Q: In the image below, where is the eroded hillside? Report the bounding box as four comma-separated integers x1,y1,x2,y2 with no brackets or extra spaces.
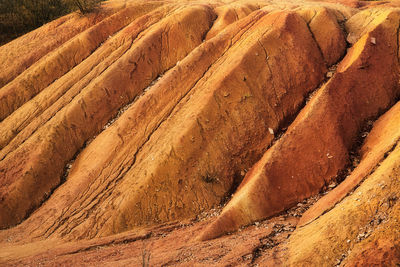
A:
1,0,400,265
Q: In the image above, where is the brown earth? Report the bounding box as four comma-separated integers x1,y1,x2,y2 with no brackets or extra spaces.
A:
1,0,400,265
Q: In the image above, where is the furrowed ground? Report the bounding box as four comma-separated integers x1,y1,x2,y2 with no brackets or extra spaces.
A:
1,0,400,266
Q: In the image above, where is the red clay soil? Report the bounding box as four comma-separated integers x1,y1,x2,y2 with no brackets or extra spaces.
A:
1,0,400,266
0,202,313,266
0,4,216,229
199,7,400,241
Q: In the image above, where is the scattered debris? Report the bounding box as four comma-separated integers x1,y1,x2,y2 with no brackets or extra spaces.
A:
333,252,349,267
326,64,338,78
103,75,163,130
196,206,223,221
285,194,321,218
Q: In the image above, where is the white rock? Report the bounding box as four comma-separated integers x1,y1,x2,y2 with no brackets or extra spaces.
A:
268,127,274,135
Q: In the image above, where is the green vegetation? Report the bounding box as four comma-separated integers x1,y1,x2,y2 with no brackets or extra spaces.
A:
0,0,103,45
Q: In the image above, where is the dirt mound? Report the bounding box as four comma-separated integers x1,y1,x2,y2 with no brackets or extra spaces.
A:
1,0,400,265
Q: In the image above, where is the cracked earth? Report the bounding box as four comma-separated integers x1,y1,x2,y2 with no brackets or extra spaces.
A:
1,0,400,266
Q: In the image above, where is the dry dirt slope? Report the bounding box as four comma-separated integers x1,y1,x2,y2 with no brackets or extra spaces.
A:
1,0,400,265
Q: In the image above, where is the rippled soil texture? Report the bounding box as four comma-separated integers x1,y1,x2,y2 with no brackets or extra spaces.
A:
2,0,400,266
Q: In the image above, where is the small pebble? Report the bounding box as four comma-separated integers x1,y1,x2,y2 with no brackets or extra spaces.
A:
268,128,274,135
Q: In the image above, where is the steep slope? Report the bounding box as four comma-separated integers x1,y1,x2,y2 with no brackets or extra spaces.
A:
0,3,216,229
288,106,400,266
199,8,400,240
0,1,120,89
1,0,400,266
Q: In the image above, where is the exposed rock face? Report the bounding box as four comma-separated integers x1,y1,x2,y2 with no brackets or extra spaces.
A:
1,0,400,265
199,7,400,241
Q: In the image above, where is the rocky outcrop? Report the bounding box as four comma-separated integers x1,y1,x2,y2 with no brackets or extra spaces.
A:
289,128,400,266
299,100,400,227
0,2,163,121
0,2,118,89
0,4,216,229
2,0,400,266
1,5,329,239
199,7,400,241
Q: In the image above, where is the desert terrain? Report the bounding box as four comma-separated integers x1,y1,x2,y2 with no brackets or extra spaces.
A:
1,0,400,265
